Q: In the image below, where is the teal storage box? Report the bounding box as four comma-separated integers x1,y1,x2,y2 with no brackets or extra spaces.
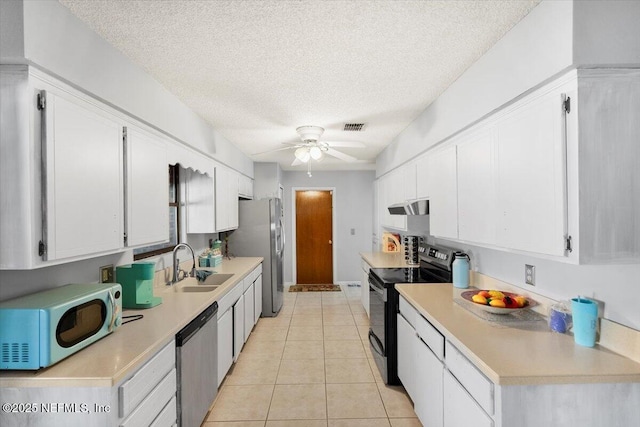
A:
116,262,162,309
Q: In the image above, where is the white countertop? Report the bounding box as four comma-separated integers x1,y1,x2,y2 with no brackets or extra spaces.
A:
396,283,640,386
360,251,411,268
0,257,262,388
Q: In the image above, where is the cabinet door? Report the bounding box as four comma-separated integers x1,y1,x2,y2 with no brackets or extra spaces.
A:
215,167,239,231
396,313,416,399
254,274,262,323
228,171,239,229
217,308,233,387
495,90,566,256
243,283,254,342
215,167,229,231
125,126,169,247
43,91,123,260
416,154,430,199
457,128,497,246
361,266,370,318
232,295,244,361
185,169,215,233
415,338,444,427
426,146,458,239
443,370,493,427
405,162,417,201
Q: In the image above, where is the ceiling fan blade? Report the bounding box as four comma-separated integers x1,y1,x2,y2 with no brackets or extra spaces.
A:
325,148,360,162
291,157,303,166
326,141,366,148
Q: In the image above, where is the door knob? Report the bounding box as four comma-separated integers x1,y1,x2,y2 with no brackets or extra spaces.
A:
329,240,332,244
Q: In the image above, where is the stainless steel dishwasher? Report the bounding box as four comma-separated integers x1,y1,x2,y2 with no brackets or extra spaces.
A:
176,301,218,427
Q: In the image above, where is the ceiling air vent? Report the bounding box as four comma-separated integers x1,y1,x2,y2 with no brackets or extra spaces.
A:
343,123,366,132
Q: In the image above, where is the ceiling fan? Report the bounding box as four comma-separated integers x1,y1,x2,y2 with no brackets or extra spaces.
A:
254,125,366,167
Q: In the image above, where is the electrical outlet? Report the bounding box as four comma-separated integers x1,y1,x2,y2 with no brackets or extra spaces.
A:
525,264,535,286
100,265,114,283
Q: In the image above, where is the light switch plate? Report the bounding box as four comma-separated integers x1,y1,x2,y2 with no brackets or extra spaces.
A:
525,264,535,286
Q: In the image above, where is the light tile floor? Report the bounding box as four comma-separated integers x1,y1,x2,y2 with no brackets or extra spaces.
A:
203,285,422,427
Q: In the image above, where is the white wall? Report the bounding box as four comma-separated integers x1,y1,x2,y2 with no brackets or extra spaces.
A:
282,170,375,284
1,0,252,177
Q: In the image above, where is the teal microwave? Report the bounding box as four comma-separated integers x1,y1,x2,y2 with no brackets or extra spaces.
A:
0,283,122,370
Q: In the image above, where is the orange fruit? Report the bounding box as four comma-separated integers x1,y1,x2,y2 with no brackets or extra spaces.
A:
489,299,506,308
514,296,527,308
472,294,488,305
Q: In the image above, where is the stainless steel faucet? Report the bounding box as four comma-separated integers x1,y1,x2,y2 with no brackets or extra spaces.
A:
172,243,196,284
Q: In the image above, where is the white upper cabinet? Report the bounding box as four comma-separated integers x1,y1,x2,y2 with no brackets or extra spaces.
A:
455,75,571,257
457,127,497,246
215,166,239,232
446,75,570,256
426,145,458,240
571,70,640,263
1,68,129,268
413,69,639,263
416,154,430,199
238,174,253,199
185,168,215,234
493,81,568,256
378,166,416,231
42,89,125,261
125,126,169,247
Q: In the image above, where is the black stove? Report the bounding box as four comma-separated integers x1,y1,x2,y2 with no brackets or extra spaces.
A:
368,267,429,286
368,243,455,385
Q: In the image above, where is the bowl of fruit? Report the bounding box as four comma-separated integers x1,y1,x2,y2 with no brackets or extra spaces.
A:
461,290,536,314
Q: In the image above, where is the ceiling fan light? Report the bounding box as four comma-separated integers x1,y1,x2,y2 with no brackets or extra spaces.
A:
295,147,310,162
309,146,323,160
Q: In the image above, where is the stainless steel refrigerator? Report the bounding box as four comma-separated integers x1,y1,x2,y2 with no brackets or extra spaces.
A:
228,198,284,317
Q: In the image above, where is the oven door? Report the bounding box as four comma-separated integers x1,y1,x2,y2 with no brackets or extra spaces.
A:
368,272,388,382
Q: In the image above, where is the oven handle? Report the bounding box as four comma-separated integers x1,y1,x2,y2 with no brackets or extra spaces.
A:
368,330,385,357
368,277,386,301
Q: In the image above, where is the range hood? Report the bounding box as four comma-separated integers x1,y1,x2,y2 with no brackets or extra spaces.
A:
388,199,429,215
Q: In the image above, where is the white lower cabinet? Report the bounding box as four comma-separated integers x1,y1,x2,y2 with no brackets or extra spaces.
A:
398,294,640,427
415,336,444,427
217,307,233,387
216,264,263,386
254,273,263,323
398,296,444,427
361,259,371,317
443,369,493,427
0,340,177,427
396,313,416,398
243,281,254,343
233,294,245,361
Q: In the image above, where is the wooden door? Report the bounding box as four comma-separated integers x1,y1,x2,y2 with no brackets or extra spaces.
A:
295,190,333,284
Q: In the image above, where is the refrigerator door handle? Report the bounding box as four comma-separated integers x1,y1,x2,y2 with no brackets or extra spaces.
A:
279,218,285,254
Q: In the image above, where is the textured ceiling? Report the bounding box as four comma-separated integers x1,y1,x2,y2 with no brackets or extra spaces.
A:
59,0,540,171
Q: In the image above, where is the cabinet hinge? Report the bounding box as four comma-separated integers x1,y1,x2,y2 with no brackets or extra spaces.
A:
565,235,573,253
123,232,128,245
122,126,127,142
38,240,47,257
563,96,571,114
37,91,46,111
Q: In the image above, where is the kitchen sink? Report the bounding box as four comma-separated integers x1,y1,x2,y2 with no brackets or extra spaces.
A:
198,273,234,286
